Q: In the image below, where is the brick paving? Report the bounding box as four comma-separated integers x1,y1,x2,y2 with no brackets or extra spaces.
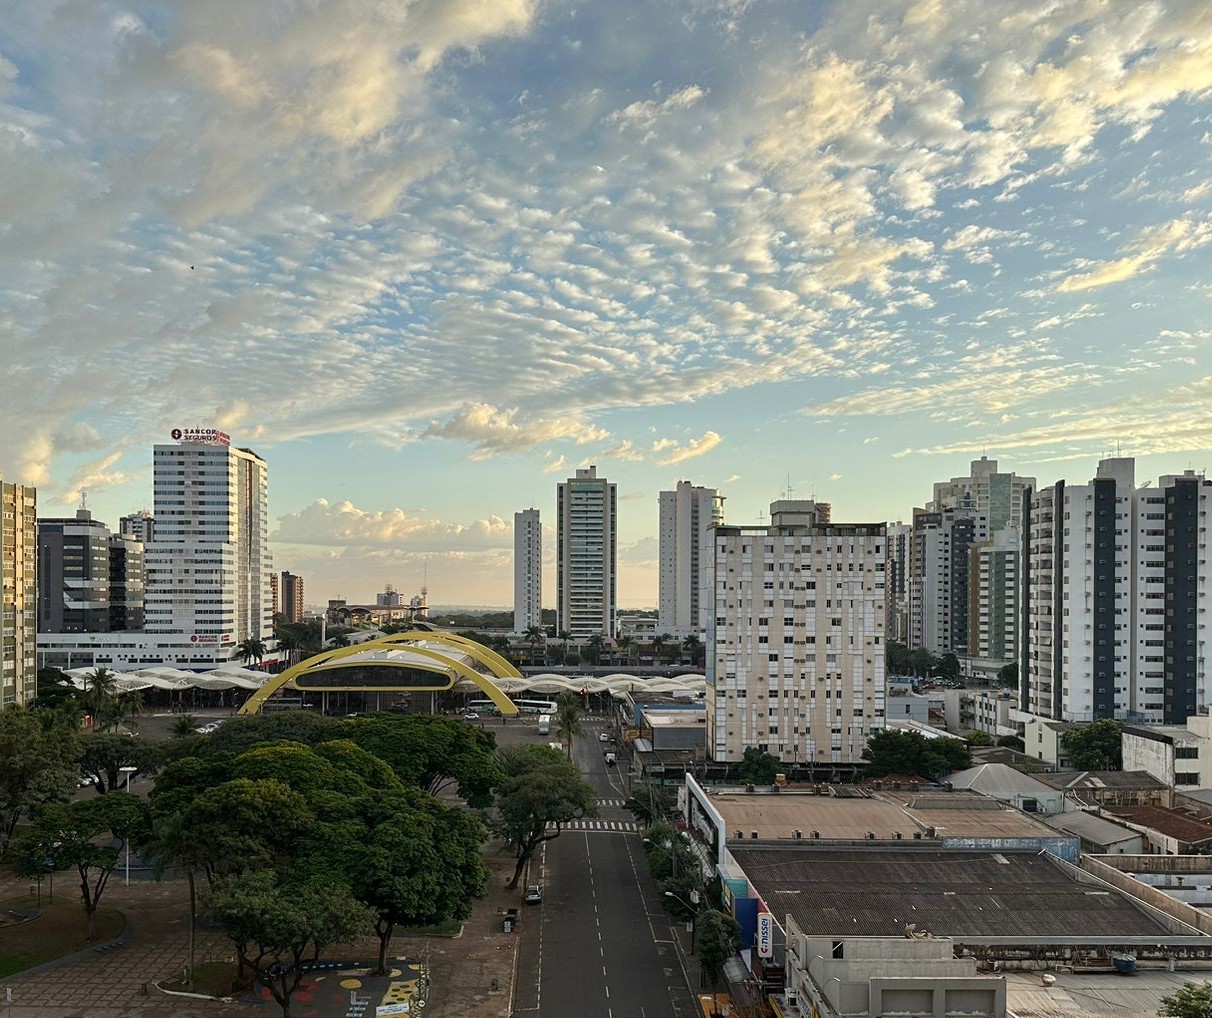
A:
0,845,524,1018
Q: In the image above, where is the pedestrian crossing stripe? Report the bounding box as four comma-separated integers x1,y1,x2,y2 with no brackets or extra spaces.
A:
596,797,626,806
547,820,638,832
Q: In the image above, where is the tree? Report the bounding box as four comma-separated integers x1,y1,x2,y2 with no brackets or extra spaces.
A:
144,810,203,987
1160,980,1212,1018
79,732,164,793
81,667,118,730
965,730,994,747
0,705,81,857
525,624,546,666
998,662,1019,687
862,729,971,780
274,629,303,667
496,745,597,888
1062,719,1123,770
885,640,913,675
351,788,488,974
553,691,585,760
558,630,572,664
738,747,781,786
585,633,605,666
33,668,81,712
24,792,151,940
235,638,267,668
625,780,675,827
171,714,200,738
652,633,669,664
937,652,961,682
696,909,741,989
206,870,374,1018
681,634,704,667
617,633,635,667
202,712,339,757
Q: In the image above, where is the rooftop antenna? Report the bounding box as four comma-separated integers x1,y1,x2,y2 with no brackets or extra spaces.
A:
785,472,795,500
79,488,88,511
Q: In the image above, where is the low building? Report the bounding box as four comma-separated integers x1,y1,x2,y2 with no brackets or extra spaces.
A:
1042,811,1145,854
948,763,1065,815
637,705,705,751
1035,770,1171,809
1023,716,1074,768
1123,717,1212,789
1103,805,1212,855
970,689,1017,738
885,688,930,726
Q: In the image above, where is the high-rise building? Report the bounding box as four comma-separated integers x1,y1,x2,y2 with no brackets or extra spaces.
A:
513,509,542,634
884,521,912,644
279,571,304,625
930,456,1035,532
909,507,988,656
37,509,144,634
119,509,155,544
1,475,37,705
1024,458,1212,724
706,500,886,766
967,529,1019,675
143,430,272,663
376,584,401,607
658,481,723,639
556,466,616,639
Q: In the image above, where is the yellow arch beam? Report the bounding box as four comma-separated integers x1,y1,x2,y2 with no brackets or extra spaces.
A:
240,631,521,716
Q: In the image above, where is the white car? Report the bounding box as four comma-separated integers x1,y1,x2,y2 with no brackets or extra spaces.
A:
598,732,610,742
464,712,480,722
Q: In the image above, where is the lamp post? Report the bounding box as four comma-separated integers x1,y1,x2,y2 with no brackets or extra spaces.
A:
119,766,138,886
664,889,701,952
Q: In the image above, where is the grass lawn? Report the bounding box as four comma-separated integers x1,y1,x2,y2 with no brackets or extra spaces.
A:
0,895,125,978
396,918,462,938
161,960,244,997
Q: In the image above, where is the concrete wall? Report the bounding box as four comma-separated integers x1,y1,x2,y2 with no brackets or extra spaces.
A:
1078,855,1212,936
1122,731,1175,786
941,836,1079,863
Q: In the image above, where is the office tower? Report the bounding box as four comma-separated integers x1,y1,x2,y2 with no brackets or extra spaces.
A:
376,584,401,607
967,529,1018,674
658,481,723,639
556,466,617,639
1,475,37,705
37,509,113,633
279,571,304,625
270,571,279,617
885,521,912,645
514,509,542,633
1025,458,1212,724
108,533,145,631
144,430,272,658
119,509,155,544
909,507,988,656
930,456,1035,532
706,500,886,766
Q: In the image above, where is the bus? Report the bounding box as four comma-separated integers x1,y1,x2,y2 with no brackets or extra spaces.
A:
467,697,557,716
536,714,551,736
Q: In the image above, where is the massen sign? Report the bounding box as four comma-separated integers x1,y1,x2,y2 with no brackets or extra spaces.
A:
756,912,774,958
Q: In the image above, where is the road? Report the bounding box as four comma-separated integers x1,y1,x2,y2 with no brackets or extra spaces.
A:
513,718,696,1018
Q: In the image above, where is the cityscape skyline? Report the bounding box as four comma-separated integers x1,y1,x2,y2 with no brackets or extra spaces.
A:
4,2,1212,606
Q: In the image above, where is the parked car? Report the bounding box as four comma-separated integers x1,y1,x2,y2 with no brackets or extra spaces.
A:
464,712,480,722
524,885,542,904
598,731,610,742
604,751,617,766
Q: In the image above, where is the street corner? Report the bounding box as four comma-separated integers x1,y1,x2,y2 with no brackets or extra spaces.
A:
251,961,429,1018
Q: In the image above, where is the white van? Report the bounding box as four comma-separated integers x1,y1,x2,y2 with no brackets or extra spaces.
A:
537,714,551,735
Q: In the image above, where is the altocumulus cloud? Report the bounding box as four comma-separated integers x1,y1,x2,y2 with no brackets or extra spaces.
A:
273,498,513,551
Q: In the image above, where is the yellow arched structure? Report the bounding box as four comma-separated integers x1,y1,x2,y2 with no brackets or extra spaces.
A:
239,630,522,716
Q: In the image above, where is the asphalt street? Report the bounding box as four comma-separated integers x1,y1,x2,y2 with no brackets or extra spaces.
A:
513,719,698,1018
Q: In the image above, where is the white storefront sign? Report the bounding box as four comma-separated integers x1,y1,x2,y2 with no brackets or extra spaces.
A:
757,911,774,958
171,427,231,446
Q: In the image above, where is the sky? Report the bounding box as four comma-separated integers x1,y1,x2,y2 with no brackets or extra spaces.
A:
2,0,1212,609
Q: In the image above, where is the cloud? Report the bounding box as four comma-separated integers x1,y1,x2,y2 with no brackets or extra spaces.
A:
607,85,708,135
1057,215,1212,292
656,431,722,466
422,404,611,459
273,498,513,551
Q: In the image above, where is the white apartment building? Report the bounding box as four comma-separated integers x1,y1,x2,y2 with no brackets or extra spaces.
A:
513,508,542,634
142,430,272,666
885,520,911,643
707,500,885,766
1025,458,1212,724
1,475,37,705
909,507,988,657
556,466,616,639
930,456,1035,532
119,509,155,544
658,481,723,639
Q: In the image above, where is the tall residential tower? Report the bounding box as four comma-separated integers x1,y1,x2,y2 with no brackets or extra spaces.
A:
658,481,723,639
556,466,616,639
513,508,542,633
1,475,36,705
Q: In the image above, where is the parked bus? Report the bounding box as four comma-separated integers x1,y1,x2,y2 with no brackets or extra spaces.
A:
536,714,551,735
514,698,557,715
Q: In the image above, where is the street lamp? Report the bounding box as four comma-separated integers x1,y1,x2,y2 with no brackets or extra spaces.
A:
119,765,137,886
664,889,701,952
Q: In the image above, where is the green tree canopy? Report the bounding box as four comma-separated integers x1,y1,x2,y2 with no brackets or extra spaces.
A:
22,792,151,940
79,732,165,793
0,705,81,857
738,747,781,786
937,652,961,681
696,909,741,989
206,869,374,1018
862,729,971,780
1159,980,1212,1018
496,745,597,888
201,712,339,757
1062,719,1123,770
998,662,1019,686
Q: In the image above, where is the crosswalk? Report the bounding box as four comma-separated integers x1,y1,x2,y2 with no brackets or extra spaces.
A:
597,797,626,807
550,819,639,833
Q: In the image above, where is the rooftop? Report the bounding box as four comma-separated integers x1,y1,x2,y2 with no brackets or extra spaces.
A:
731,848,1174,939
1034,770,1168,792
640,708,706,728
1104,805,1212,845
1043,811,1142,846
948,762,1059,800
1005,968,1200,1018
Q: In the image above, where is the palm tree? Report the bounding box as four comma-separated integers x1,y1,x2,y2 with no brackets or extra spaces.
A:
617,634,635,667
525,625,546,666
171,714,200,738
652,633,670,665
275,629,302,667
553,691,586,760
585,633,605,666
146,811,201,989
82,667,117,730
234,638,266,668
559,630,572,665
681,634,704,668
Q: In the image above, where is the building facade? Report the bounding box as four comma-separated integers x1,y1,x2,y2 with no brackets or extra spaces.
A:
884,521,911,644
108,533,145,631
930,456,1035,532
909,507,988,656
706,500,886,766
1,476,37,705
658,481,723,639
37,509,113,633
119,509,155,544
967,528,1019,673
279,570,304,625
143,431,272,665
556,466,616,639
1024,458,1212,724
513,508,542,633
